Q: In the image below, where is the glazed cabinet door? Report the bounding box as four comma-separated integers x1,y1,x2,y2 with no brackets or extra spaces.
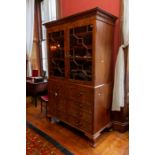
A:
47,29,65,78
68,24,94,82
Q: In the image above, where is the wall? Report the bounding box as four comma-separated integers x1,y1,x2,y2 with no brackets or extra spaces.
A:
60,0,120,17
59,0,121,69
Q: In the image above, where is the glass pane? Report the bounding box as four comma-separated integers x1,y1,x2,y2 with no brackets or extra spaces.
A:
41,0,46,23
41,0,56,23
42,58,48,77
48,0,56,21
42,26,46,40
40,0,58,78
41,41,48,77
41,41,47,59
69,25,93,81
48,30,65,77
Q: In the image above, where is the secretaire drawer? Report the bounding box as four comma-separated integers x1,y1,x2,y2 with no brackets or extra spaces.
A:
68,84,94,104
68,100,93,114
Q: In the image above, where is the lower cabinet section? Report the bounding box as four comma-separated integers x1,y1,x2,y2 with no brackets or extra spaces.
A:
48,79,112,146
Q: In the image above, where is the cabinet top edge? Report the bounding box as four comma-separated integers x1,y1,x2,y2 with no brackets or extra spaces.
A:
44,7,117,28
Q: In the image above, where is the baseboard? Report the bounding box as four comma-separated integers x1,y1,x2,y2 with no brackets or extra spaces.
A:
112,121,129,132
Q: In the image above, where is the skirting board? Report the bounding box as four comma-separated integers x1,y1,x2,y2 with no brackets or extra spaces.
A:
112,121,129,132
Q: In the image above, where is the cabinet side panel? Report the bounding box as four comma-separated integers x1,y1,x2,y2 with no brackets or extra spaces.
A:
94,84,113,133
95,20,114,85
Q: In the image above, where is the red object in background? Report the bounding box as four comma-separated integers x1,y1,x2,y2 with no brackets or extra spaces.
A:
40,95,48,102
32,70,39,77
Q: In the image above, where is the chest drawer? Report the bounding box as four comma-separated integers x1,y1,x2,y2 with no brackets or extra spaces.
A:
79,121,92,133
68,100,93,115
79,111,92,123
67,115,80,128
68,84,94,104
67,114,92,133
67,102,92,122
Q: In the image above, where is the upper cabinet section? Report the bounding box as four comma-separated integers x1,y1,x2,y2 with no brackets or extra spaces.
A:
45,7,117,85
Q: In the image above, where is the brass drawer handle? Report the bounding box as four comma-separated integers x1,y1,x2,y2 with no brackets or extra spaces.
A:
54,92,58,96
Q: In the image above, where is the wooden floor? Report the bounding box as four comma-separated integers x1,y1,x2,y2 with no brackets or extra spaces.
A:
26,97,129,155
